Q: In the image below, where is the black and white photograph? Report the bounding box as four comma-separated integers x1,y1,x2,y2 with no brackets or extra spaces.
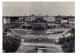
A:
2,2,75,53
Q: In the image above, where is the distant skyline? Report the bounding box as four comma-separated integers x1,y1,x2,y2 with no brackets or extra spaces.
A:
3,2,75,16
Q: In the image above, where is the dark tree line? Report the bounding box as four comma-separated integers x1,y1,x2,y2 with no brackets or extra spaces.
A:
3,36,21,53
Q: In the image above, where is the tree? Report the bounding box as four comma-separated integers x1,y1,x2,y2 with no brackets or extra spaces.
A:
62,42,69,52
57,29,75,53
3,36,21,53
62,42,69,49
58,37,67,44
71,28,75,34
67,40,75,52
61,37,75,52
10,17,18,24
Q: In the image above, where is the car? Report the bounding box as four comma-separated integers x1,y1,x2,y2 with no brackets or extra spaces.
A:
34,46,47,51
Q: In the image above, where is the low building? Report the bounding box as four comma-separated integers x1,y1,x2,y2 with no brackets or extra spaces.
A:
3,16,10,24
68,16,75,24
55,15,62,24
44,16,55,22
61,17,68,24
32,16,47,30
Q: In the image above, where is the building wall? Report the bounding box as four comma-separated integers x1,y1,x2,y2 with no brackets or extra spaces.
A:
68,17,75,24
15,17,23,22
47,23,54,26
31,16,36,21
3,18,10,24
44,16,55,22
55,17,62,24
3,18,7,24
25,17,31,22
61,20,68,24
68,20,75,24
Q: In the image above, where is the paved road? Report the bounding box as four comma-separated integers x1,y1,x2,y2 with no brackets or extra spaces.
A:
13,28,71,53
16,42,64,53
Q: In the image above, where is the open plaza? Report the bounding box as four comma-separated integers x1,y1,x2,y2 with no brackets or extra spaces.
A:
3,15,75,53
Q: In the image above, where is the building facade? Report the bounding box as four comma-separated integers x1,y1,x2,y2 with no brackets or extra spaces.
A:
3,15,75,30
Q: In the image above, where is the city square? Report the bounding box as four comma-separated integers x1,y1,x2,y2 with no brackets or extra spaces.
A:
3,2,75,53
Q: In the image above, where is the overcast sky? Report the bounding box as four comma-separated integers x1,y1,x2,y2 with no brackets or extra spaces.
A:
3,2,75,16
